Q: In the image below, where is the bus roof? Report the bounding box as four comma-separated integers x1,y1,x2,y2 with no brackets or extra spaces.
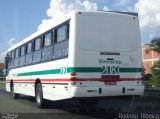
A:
106,11,138,16
7,10,138,53
7,11,74,52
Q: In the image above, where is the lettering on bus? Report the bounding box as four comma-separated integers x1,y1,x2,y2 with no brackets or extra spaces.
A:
60,67,67,75
98,59,121,65
99,58,121,76
102,66,119,75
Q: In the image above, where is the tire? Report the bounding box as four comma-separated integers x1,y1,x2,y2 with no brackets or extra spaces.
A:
35,83,45,108
11,84,20,99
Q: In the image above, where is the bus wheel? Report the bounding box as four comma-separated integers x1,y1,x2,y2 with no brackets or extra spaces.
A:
35,83,45,108
11,84,20,99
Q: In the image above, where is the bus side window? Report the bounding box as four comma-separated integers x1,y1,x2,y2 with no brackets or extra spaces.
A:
33,37,42,63
11,51,15,68
27,42,32,54
19,45,26,66
15,48,20,67
44,32,52,47
26,42,32,65
54,29,57,43
42,32,53,61
34,37,41,51
67,23,69,39
7,52,12,69
57,25,68,43
5,54,9,70
53,23,69,59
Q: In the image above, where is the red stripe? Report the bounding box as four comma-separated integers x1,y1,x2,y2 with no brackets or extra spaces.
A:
74,78,142,81
6,78,142,83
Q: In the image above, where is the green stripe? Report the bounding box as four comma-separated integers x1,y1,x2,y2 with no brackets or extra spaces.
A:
119,68,143,73
18,69,60,76
67,67,102,73
67,67,143,73
17,67,143,77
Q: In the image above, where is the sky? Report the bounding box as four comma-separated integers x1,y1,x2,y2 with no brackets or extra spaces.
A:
0,0,160,63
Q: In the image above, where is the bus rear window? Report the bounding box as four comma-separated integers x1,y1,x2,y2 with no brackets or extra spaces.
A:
77,15,139,52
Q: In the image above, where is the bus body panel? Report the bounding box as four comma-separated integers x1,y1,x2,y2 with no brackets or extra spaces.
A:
6,11,144,102
6,58,71,101
71,85,144,97
70,12,144,97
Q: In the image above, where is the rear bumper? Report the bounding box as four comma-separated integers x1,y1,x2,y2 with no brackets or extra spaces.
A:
71,85,144,98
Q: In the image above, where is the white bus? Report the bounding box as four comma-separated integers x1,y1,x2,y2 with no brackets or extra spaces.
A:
5,11,144,108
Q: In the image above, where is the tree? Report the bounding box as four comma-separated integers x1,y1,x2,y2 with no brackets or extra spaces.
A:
0,70,3,77
148,37,160,88
150,60,160,87
149,37,160,52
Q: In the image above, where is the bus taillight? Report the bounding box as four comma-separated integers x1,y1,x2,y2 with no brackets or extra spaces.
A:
70,72,77,76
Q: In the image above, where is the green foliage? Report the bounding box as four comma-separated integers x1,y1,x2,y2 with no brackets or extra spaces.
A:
152,74,160,87
142,73,152,80
151,59,160,75
150,37,160,52
150,60,160,88
0,70,4,77
143,80,153,88
146,37,160,88
142,74,153,88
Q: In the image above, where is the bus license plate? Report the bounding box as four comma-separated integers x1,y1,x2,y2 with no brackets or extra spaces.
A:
105,81,116,85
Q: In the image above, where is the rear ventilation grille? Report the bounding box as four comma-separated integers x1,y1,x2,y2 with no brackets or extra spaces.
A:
100,52,120,55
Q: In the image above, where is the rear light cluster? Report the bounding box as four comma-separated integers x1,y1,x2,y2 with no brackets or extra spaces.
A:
70,72,76,80
70,72,77,76
70,72,77,85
